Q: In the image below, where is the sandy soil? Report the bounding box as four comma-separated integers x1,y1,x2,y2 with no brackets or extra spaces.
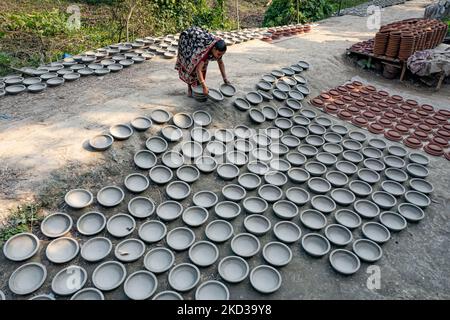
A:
0,0,449,300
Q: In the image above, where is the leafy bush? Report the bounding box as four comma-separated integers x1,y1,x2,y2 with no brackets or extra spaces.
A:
1,9,69,36
263,0,335,27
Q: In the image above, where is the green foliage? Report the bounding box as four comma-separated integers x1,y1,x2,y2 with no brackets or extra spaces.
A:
1,9,69,36
263,0,335,27
0,204,41,247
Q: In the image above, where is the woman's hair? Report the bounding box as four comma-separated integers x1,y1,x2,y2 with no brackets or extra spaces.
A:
214,39,227,52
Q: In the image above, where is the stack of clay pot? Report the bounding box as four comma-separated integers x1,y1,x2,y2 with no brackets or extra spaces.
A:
310,81,450,158
350,39,375,55
373,18,448,61
264,24,312,41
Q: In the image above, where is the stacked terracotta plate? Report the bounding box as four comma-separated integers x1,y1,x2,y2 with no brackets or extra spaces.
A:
309,81,450,159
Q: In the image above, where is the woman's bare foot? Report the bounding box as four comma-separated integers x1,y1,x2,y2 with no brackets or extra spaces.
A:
187,86,193,98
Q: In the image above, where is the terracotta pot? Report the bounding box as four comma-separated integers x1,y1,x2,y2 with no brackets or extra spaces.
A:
392,108,405,117
405,99,419,107
384,130,403,141
350,92,361,99
400,104,413,112
311,98,325,108
352,81,363,87
437,109,450,119
383,111,397,120
391,94,403,102
368,123,385,134
431,136,449,148
351,116,368,127
417,123,432,132
416,109,429,118
377,102,389,109
338,110,353,120
362,111,376,121
394,124,409,134
433,114,448,123
423,118,438,128
329,89,341,98
420,104,434,112
435,129,450,140
403,136,422,149
377,90,389,98
424,143,444,156
407,112,421,122
325,104,339,114
412,130,429,140
369,106,382,115
337,86,348,94
377,118,393,128
341,95,353,103
347,105,360,114
399,118,414,128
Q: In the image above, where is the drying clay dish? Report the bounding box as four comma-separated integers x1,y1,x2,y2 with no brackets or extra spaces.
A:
220,83,237,97
363,158,385,172
286,152,307,166
168,263,201,292
8,262,47,295
273,200,299,219
89,134,114,151
334,209,361,229
166,181,191,200
3,232,39,262
195,280,229,300
205,220,234,243
406,164,429,179
330,188,356,206
70,288,105,300
244,214,271,236
217,163,240,180
234,98,251,111
286,187,310,205
139,220,167,243
191,127,211,143
161,125,183,142
385,168,408,183
250,265,282,294
218,256,249,283
301,233,331,257
52,266,87,296
311,195,336,214
215,201,241,220
408,152,430,166
226,151,248,166
352,239,383,262
92,261,127,291
41,212,73,238
329,249,361,275
273,221,302,243
173,113,193,129
180,141,203,159
152,291,183,300
124,173,149,193
195,156,218,173
354,200,380,218
97,186,125,207
405,191,431,208
362,222,391,244
325,171,349,187
305,161,326,176
264,171,288,186
64,189,94,209
46,237,79,264
106,213,136,238
114,238,146,262
123,271,158,300
128,196,155,218
409,178,434,194
146,137,168,154
257,184,282,203
335,161,358,175
249,108,265,123
247,160,270,176
166,227,195,251
300,209,327,230
150,109,172,123
371,191,397,209
109,124,133,140
398,203,425,222
238,173,262,190
149,165,173,184
144,247,175,273
206,140,226,156
183,206,209,227
348,180,372,197
131,116,152,131
231,233,261,258
192,110,212,126
189,241,219,267
80,237,112,262
222,184,246,201
176,165,200,183
156,201,183,221
308,177,331,194
379,211,407,231
262,242,292,267
324,224,353,246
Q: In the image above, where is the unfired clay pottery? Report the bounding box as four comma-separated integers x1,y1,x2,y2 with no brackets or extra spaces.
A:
97,186,125,207
244,214,271,236
41,212,73,238
379,211,407,231
362,222,391,244
80,237,112,262
52,265,87,296
70,288,105,300
92,261,127,291
258,184,282,203
311,195,336,213
300,209,327,230
352,239,383,262
8,263,47,295
205,220,234,243
231,233,261,258
131,116,152,131
149,165,173,184
150,109,172,123
405,191,430,208
189,241,219,267
114,238,145,262
46,237,79,264
144,247,174,273
124,173,149,193
106,213,136,238
218,256,249,283
166,227,195,251
3,232,39,262
195,280,229,300
139,220,167,243
325,224,353,246
152,291,183,300
301,233,330,257
64,189,93,209
168,263,200,292
109,124,133,140
398,203,425,222
146,136,168,154
329,249,360,275
89,134,114,151
262,242,292,267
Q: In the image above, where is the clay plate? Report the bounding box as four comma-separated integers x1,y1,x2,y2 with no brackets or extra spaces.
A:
205,220,234,243
80,237,112,262
231,233,261,258
144,247,175,273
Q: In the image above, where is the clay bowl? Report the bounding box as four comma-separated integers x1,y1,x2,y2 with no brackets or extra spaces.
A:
357,168,380,184
331,188,356,206
161,151,185,169
152,291,183,300
218,256,249,283
330,124,348,135
193,157,216,175
324,224,353,246
128,196,155,219
252,133,271,147
405,191,430,208
250,265,282,294
220,83,237,97
8,262,47,295
298,144,318,158
106,213,136,238
205,219,234,243
311,195,336,214
252,148,273,163
181,141,202,159
28,83,47,93
227,150,248,167
231,233,261,258
124,271,158,300
192,191,218,209
362,147,383,159
308,123,327,136
273,200,298,219
222,183,246,201
258,184,283,203
3,232,40,262
97,186,125,207
362,222,391,244
334,209,361,229
300,108,317,119
348,130,367,142
353,199,380,218
261,106,277,120
80,237,112,262
89,134,114,151
92,261,127,291
206,140,226,156
301,233,331,257
247,160,270,176
161,125,183,142
70,288,105,300
262,74,277,83
264,171,288,186
41,212,73,238
195,280,229,300
325,171,349,187
305,135,325,147
323,143,344,155
398,203,425,222
274,117,293,130
262,242,293,267
234,139,254,154
406,163,429,178
52,266,87,296
249,108,266,123
64,189,94,209
144,247,174,273
192,110,212,126
5,84,26,95
273,89,288,101
383,155,406,169
368,138,387,150
408,152,430,166
208,88,224,102
217,163,240,180
329,249,360,275
155,200,183,222
176,165,200,184
371,191,397,209
238,173,261,190
234,98,251,111
305,161,327,177
286,98,302,110
286,168,308,184
146,136,168,154
166,227,195,251
352,239,383,263
168,263,201,292
109,124,133,140
316,152,338,166
286,151,307,166
300,209,327,230
273,221,301,244
173,113,193,129
215,128,234,143
181,206,208,227
343,150,364,164
307,177,331,194
150,109,172,124
246,91,264,105
149,165,173,185
190,127,210,144
114,238,145,262
388,145,408,158
46,77,65,87
45,237,79,264
188,241,219,267
281,135,301,149
409,178,434,194
363,158,385,172
385,168,408,183
138,220,166,243
379,211,407,231
124,173,149,193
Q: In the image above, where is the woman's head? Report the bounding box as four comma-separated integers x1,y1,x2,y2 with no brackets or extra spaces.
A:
211,39,227,59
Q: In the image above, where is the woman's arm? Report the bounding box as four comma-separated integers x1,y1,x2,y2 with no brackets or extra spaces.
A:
196,61,208,95
218,59,229,84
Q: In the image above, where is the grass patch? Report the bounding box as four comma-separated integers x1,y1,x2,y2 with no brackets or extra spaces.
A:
0,204,42,247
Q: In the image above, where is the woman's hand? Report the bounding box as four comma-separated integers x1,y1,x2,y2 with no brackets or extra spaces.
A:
202,84,209,96
223,78,231,85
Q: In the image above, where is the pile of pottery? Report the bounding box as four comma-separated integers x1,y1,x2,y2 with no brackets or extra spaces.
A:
261,24,312,42
349,39,375,55
309,81,450,159
338,0,407,17
370,18,447,61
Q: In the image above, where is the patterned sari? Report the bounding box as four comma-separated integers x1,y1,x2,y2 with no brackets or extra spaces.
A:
175,26,220,86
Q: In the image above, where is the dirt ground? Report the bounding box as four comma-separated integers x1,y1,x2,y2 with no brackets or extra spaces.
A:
0,0,449,300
